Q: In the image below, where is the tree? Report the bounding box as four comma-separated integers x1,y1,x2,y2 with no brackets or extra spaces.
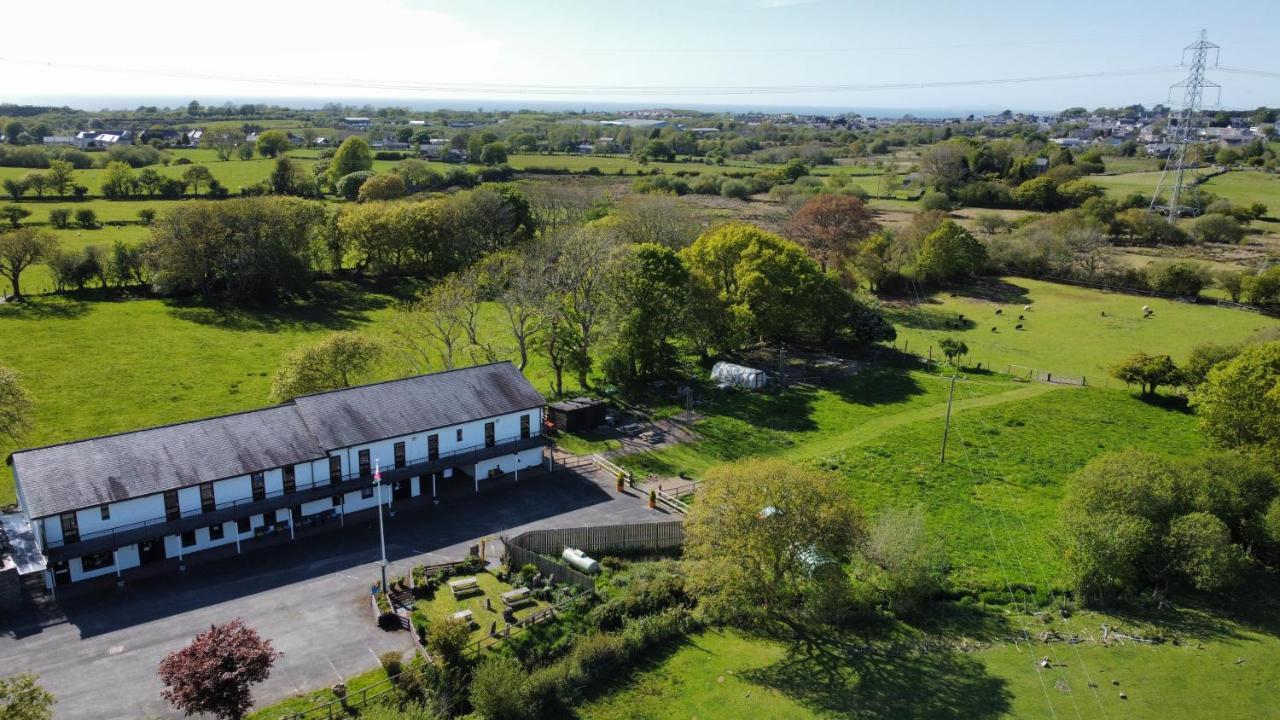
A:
1243,266,1280,306
1012,176,1060,211
181,165,215,196
202,126,245,161
100,161,138,200
938,336,967,365
1190,341,1280,457
136,167,165,196
1183,342,1241,388
546,226,620,387
1145,261,1212,297
920,141,969,192
1110,351,1182,396
0,364,34,440
357,173,406,202
468,655,528,720
917,220,986,282
918,191,951,211
0,227,56,298
487,248,550,372
478,142,508,166
0,671,55,720
48,208,70,228
857,506,948,614
606,243,690,381
74,208,96,229
388,274,473,372
1,205,31,228
639,139,674,162
684,458,864,625
269,332,382,402
237,142,255,161
3,120,25,145
24,173,47,198
610,193,699,249
46,160,74,196
268,156,300,195
1217,269,1247,302
785,194,879,272
3,178,28,202
328,137,374,184
255,130,290,158
1167,512,1246,592
334,171,374,201
973,211,1009,235
157,620,280,720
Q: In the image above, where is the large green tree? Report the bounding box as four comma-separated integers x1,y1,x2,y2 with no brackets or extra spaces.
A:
606,243,690,381
269,332,383,402
917,220,986,282
1110,351,1183,396
328,136,374,184
1191,341,1280,457
255,130,290,158
684,458,864,625
0,364,34,440
0,227,57,298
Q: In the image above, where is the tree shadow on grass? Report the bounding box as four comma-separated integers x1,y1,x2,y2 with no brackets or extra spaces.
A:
883,305,978,332
952,279,1033,306
1098,572,1280,644
1134,392,1192,414
741,621,1012,720
0,295,90,320
163,281,396,333
829,365,929,408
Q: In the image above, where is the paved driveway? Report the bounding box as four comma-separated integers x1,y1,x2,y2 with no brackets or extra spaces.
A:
0,469,663,719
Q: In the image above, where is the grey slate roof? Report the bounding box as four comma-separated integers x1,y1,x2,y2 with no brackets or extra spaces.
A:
292,361,545,450
9,362,544,520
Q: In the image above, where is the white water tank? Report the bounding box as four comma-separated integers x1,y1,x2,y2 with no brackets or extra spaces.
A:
561,547,601,575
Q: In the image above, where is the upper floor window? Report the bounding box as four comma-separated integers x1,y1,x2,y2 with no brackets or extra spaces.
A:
200,482,216,513
59,512,80,544
251,472,266,502
164,490,181,522
329,456,342,484
358,449,371,478
394,442,406,469
484,421,496,448
99,504,110,521
428,434,439,461
456,428,463,443
283,464,296,494
520,414,531,440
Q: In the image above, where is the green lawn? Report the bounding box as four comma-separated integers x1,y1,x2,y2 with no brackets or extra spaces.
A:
1100,156,1162,174
1090,168,1280,213
248,663,390,720
580,594,1280,720
886,277,1280,381
0,288,590,506
415,572,549,640
616,366,1024,480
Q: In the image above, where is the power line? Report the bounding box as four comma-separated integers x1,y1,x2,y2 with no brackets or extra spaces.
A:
1149,29,1220,223
0,55,1183,96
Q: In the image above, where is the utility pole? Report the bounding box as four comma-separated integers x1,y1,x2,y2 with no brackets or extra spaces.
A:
939,367,958,463
1149,29,1220,223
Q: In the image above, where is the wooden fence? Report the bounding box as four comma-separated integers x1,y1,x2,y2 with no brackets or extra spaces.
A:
503,521,686,593
504,542,597,593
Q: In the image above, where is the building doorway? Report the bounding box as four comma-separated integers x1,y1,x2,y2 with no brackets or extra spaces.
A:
393,478,411,501
139,539,166,565
51,560,70,586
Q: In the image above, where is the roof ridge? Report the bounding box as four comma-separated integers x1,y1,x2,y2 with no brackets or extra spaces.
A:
290,360,516,401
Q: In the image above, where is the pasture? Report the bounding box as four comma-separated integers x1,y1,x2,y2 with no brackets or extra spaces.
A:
884,276,1279,381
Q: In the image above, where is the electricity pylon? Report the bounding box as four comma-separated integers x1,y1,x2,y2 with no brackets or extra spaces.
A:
1149,29,1220,223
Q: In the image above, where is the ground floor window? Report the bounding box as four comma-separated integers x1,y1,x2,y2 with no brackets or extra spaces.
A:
361,484,374,499
332,494,343,507
181,530,197,548
237,517,252,534
81,551,113,571
209,523,225,541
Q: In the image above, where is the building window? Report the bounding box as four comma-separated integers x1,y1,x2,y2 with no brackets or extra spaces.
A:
332,494,343,508
329,456,342,484
361,485,374,499
181,530,197,548
81,551,113,571
456,428,463,443
358,449,371,478
251,472,266,502
99,504,111,521
237,517,251,534
520,414,531,440
428,434,439,461
59,512,80,544
484,421,496,448
394,442,406,469
200,482,216,513
283,464,296,494
209,523,225,541
291,505,302,522
164,490,181,521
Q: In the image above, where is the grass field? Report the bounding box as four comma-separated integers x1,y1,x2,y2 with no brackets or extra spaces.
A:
0,286,591,506
1101,156,1162,174
414,572,549,639
885,277,1280,380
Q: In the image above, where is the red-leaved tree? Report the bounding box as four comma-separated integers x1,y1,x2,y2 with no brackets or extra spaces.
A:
158,619,281,720
785,193,879,273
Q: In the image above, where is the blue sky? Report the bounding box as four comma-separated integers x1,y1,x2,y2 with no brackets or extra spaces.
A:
2,0,1277,112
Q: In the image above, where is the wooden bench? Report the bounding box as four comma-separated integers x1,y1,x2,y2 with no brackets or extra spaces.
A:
501,587,532,608
448,577,480,598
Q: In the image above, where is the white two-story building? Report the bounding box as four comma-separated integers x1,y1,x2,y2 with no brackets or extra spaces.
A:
7,362,547,589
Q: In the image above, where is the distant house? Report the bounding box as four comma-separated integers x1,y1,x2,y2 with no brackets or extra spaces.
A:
244,132,259,144
342,117,372,130
1050,137,1085,148
93,131,130,147
575,143,594,154
690,127,720,135
372,140,411,151
1030,157,1050,175
42,136,77,146
187,129,204,145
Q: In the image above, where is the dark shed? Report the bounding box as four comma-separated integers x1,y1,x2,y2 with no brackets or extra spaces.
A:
548,398,606,432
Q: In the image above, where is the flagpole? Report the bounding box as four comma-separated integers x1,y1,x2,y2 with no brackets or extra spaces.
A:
375,460,388,592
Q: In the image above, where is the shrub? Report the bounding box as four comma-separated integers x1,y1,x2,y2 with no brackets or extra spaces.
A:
920,191,951,211
720,179,751,199
48,208,71,228
1167,512,1246,592
74,208,97,228
1145,261,1213,296
632,175,689,195
1191,213,1246,244
379,651,403,677
469,655,530,720
335,171,374,200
